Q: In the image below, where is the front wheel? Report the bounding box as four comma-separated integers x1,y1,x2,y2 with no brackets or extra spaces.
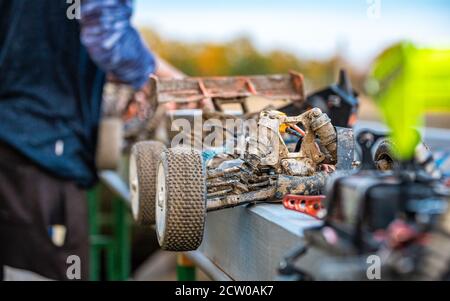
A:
155,147,207,251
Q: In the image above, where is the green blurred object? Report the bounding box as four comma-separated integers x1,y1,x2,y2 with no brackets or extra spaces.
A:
177,254,197,281
367,42,450,160
176,265,196,281
88,187,131,281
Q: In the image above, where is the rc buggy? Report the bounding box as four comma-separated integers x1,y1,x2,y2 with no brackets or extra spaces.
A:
128,73,356,251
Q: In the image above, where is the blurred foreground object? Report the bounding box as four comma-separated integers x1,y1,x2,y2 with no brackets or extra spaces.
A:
279,43,450,281
367,42,450,160
279,130,450,281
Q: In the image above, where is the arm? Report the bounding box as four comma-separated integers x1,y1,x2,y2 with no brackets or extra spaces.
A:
79,0,159,89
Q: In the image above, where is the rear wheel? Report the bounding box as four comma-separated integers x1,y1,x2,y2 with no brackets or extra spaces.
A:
129,141,166,225
155,147,206,251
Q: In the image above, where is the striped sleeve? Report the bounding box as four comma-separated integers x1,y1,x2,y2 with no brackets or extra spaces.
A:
79,0,156,89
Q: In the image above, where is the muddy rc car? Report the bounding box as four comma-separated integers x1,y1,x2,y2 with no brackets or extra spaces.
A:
97,70,358,171
128,74,355,252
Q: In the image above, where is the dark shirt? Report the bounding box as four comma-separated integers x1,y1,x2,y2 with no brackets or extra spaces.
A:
0,0,155,187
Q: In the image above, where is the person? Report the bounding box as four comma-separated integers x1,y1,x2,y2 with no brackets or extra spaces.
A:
0,0,182,280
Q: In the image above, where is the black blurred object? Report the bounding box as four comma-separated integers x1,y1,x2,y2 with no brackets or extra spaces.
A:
356,129,387,170
279,130,450,280
280,69,359,128
277,245,313,281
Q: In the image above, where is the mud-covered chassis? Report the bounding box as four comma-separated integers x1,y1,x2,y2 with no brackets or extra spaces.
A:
128,74,354,251
203,108,351,211
130,114,354,251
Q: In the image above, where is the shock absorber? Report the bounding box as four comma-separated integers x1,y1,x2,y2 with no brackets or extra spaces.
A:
309,108,337,162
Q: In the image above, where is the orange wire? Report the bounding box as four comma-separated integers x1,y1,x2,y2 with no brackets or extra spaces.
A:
291,125,306,136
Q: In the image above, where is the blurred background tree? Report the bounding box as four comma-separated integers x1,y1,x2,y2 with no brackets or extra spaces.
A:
140,28,364,91
139,28,376,121
138,28,449,128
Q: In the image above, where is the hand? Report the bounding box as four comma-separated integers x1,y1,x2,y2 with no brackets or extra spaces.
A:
133,79,153,120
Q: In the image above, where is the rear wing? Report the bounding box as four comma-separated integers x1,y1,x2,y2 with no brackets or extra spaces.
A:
148,72,306,106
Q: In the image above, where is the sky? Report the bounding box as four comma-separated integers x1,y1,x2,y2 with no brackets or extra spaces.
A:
133,0,450,67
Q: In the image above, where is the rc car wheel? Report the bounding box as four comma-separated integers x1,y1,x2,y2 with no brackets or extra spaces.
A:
129,141,166,225
155,147,206,251
374,139,440,177
96,117,123,170
374,138,396,171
